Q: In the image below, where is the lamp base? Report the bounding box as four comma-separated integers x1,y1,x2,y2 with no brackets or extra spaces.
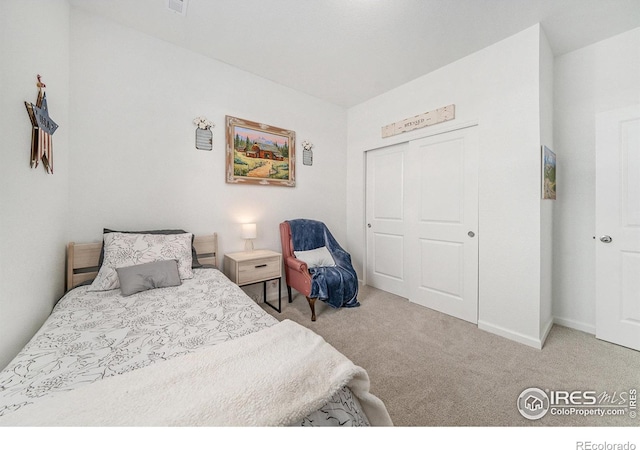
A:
244,239,254,252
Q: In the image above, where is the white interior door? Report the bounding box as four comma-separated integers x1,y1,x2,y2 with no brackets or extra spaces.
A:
596,105,640,351
365,143,408,297
406,127,479,324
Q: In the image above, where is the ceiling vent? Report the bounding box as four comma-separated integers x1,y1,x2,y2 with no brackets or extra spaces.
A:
167,0,188,17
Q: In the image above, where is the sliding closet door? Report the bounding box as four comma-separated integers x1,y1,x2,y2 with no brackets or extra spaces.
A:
365,143,408,297
406,127,479,324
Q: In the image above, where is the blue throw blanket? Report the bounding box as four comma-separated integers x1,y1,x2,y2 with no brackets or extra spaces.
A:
287,219,360,309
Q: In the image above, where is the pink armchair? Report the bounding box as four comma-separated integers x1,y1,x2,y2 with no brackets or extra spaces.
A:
279,221,317,320
279,219,360,321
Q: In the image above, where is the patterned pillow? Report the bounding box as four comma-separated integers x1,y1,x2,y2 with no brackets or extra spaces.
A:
88,232,194,292
100,228,202,269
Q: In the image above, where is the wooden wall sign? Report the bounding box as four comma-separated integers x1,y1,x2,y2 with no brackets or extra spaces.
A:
25,75,58,174
382,104,455,138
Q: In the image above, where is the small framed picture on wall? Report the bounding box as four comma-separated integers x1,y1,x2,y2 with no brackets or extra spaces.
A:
542,145,556,200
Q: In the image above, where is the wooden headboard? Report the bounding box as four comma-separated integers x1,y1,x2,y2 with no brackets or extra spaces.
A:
65,233,218,291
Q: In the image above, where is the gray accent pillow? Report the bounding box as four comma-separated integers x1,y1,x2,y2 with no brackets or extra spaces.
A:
116,259,182,297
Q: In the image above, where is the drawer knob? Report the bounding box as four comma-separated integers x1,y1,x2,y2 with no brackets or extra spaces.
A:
255,264,267,268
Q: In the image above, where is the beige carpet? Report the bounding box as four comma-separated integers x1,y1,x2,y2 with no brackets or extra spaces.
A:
261,285,640,427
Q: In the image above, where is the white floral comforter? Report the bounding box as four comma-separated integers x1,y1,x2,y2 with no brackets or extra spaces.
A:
0,269,369,426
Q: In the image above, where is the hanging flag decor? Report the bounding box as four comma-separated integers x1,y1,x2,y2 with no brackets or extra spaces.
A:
25,75,59,174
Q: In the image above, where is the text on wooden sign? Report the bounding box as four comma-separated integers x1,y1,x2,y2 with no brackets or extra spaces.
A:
382,104,455,138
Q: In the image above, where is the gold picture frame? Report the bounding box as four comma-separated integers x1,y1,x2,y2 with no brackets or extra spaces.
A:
225,116,295,187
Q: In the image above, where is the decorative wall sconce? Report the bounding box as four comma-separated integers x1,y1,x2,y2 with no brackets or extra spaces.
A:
193,116,214,151
301,140,313,166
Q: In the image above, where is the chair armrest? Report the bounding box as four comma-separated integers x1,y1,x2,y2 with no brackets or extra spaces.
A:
284,255,309,273
283,255,312,297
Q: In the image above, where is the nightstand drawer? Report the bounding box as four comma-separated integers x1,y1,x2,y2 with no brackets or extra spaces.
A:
237,256,280,284
224,250,282,287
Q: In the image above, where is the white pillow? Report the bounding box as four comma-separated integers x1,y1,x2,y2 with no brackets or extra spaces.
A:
88,232,193,292
294,246,336,268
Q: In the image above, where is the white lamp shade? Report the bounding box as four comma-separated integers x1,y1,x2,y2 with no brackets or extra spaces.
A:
241,223,257,239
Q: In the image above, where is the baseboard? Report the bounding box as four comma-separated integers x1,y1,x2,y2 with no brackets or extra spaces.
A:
540,317,554,348
552,316,596,335
478,320,544,350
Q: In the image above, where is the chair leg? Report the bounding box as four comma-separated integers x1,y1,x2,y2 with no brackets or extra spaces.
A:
287,285,292,303
306,297,317,322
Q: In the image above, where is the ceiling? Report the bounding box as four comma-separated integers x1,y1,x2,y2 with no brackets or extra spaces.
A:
69,0,640,108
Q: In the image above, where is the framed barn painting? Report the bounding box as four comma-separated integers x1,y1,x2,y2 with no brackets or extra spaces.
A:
225,116,296,187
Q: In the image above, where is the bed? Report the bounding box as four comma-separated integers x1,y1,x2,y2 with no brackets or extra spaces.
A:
0,231,392,426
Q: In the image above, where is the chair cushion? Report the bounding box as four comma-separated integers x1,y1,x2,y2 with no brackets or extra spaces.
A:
294,246,336,268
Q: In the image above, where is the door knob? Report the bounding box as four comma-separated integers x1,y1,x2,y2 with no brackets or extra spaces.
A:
600,235,612,243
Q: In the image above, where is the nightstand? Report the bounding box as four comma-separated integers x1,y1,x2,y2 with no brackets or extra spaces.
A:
223,249,282,313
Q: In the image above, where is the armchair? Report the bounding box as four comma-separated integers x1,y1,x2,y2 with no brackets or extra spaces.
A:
279,219,359,321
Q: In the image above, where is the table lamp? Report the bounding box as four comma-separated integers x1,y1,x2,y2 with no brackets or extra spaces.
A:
242,223,257,252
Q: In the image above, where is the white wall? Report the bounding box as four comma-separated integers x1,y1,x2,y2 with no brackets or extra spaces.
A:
347,25,549,348
68,9,347,257
67,10,347,295
539,28,554,342
0,0,70,369
553,27,640,333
